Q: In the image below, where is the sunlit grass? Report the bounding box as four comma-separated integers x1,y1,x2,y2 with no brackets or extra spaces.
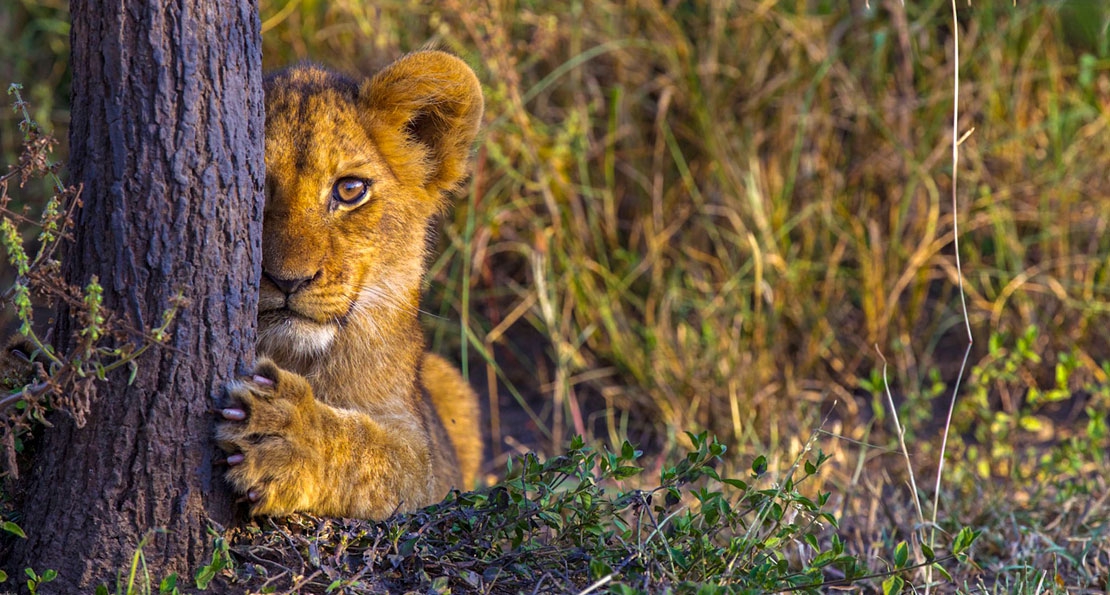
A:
253,0,1110,460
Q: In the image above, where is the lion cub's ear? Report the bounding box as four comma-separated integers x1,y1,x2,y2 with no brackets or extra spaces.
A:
362,51,484,196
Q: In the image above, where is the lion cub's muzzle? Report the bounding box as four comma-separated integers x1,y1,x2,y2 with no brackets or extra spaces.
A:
263,269,322,297
257,266,355,330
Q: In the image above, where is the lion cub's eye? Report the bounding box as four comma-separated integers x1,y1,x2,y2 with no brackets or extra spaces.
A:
332,177,371,206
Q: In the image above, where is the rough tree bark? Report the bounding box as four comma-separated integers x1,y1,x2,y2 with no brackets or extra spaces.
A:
8,0,263,587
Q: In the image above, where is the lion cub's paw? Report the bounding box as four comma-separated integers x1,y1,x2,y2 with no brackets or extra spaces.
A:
216,358,322,516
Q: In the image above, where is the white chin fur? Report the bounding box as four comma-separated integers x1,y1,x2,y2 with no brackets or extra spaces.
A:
258,316,338,357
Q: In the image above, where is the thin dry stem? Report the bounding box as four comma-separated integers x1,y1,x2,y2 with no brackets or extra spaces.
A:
926,1,976,592
874,345,925,534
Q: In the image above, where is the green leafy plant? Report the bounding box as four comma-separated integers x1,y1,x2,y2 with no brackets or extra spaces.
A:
0,85,186,480
24,567,57,594
92,531,187,595
193,533,232,590
956,326,1109,479
226,433,978,594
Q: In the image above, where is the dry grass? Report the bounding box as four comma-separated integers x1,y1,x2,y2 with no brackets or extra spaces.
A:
258,0,1110,452
3,0,1110,591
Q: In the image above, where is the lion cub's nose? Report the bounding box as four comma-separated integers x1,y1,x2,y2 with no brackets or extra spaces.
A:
263,270,318,296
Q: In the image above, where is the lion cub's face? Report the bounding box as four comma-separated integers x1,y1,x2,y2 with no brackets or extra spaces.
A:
257,53,483,358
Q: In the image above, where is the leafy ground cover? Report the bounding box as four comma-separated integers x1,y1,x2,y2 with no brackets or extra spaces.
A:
2,0,1109,592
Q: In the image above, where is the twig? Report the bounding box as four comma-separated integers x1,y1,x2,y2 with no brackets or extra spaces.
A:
575,573,613,595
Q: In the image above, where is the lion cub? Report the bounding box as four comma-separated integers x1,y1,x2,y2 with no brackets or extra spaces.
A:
215,52,483,520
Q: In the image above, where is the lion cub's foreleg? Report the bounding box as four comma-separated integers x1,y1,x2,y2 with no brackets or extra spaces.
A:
215,359,440,519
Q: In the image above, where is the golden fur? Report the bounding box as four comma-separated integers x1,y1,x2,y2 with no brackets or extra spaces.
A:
215,51,483,519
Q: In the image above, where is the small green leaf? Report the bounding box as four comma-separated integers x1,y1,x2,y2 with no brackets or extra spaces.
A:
194,566,215,590
751,455,767,476
721,478,748,490
988,332,1002,354
3,521,27,538
882,575,904,595
812,549,836,567
613,465,641,479
893,541,908,568
610,584,637,595
953,526,979,555
589,557,612,580
932,562,953,581
159,573,178,593
40,569,56,583
922,542,935,561
1018,415,1043,432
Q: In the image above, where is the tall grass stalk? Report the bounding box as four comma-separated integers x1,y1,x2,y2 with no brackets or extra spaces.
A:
876,346,925,539
927,1,975,592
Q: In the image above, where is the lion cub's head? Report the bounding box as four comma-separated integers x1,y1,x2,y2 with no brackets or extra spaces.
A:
258,52,483,358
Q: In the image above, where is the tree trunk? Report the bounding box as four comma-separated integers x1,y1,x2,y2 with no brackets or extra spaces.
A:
8,0,263,588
